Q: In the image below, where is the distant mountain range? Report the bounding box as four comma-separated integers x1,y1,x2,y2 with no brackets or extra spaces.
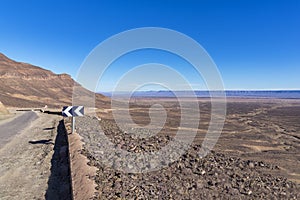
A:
100,90,300,99
0,53,108,108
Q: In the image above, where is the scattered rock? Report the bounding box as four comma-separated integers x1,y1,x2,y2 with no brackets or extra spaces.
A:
248,162,255,168
75,116,299,199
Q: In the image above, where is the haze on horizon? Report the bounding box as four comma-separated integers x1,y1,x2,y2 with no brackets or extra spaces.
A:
0,0,299,92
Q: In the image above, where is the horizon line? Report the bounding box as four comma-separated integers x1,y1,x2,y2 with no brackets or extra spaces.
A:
98,89,300,93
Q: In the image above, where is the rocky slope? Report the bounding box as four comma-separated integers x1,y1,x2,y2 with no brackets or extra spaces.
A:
0,53,108,108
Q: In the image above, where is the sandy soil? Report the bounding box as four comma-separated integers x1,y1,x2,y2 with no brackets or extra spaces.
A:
0,112,60,200
218,99,300,183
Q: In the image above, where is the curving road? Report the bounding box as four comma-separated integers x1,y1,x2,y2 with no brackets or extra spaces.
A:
0,111,38,148
0,111,62,199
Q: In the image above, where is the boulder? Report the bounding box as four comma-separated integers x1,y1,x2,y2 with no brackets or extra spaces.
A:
0,101,9,115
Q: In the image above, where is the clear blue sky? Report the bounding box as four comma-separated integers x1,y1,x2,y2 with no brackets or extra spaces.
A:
0,0,299,91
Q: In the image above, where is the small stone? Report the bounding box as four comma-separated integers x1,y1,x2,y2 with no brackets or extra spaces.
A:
249,162,254,168
127,163,134,169
280,192,286,196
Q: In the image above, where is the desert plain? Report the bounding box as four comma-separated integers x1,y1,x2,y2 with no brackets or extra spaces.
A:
0,96,299,199
71,97,300,199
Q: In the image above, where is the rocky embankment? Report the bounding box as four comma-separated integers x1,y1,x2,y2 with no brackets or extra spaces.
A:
75,116,299,199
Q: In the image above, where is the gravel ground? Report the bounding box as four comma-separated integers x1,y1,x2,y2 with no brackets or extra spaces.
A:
76,116,299,199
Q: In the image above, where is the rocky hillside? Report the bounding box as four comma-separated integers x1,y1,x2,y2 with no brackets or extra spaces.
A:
0,53,108,108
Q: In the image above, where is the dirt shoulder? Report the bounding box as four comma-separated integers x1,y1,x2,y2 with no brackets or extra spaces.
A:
65,119,97,200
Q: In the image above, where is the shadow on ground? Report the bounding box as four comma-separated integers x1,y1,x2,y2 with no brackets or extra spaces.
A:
43,127,55,130
45,120,72,200
28,139,54,145
44,111,62,116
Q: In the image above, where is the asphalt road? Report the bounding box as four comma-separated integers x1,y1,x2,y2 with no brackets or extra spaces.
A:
0,111,38,148
0,112,62,199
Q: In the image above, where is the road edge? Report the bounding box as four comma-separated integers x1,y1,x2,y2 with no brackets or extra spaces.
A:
64,119,97,200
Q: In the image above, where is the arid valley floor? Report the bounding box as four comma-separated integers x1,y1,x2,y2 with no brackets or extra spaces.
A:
77,97,300,199
0,97,299,199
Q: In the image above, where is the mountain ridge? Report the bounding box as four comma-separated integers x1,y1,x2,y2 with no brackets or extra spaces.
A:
100,90,300,99
0,53,109,108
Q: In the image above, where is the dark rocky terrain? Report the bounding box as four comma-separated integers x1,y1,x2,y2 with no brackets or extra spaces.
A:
75,112,299,199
